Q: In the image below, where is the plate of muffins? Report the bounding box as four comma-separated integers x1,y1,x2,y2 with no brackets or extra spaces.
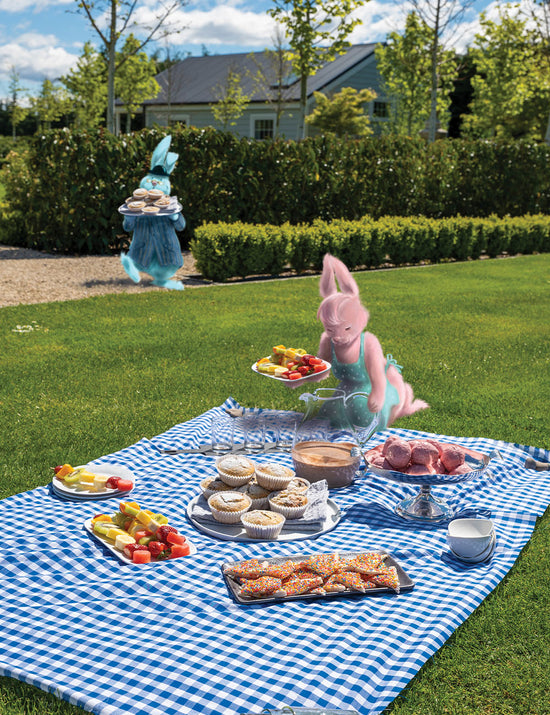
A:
187,454,341,542
119,187,182,217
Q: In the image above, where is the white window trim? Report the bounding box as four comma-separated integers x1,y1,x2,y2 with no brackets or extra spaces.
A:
249,113,277,139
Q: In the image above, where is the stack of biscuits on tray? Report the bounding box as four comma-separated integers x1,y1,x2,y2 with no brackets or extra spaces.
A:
199,455,313,539
125,187,173,215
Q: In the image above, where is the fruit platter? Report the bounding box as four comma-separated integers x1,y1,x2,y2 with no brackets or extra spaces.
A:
52,463,135,500
221,550,414,604
85,500,196,564
252,344,331,386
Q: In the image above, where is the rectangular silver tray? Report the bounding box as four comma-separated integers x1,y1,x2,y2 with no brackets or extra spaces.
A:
221,550,414,605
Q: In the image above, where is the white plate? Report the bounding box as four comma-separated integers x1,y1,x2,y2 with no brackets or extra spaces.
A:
252,357,331,387
118,199,182,217
186,495,341,542
84,518,197,564
52,463,135,499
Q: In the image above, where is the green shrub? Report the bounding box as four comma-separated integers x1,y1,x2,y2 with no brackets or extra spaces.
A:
3,127,550,255
191,214,550,281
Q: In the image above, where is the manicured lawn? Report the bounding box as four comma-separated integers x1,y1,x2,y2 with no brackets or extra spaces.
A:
1,254,549,714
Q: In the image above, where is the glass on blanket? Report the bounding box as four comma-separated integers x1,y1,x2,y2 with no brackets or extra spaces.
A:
211,414,234,455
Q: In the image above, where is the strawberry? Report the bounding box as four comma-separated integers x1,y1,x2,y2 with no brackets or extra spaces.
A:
301,354,315,365
123,543,146,559
157,525,178,543
106,476,120,489
297,366,309,376
147,541,165,557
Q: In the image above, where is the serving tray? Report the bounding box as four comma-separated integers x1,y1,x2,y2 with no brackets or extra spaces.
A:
221,550,414,604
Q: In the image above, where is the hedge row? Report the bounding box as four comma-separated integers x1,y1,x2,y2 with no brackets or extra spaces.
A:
2,127,550,255
190,214,550,281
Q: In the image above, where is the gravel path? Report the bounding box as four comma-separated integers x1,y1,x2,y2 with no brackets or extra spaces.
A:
0,244,211,308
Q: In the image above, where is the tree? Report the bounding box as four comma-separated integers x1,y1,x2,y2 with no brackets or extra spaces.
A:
61,43,107,130
375,11,458,136
115,35,160,133
211,68,250,131
151,46,190,125
29,79,71,131
461,7,549,140
76,0,187,134
305,86,375,136
7,68,28,141
247,27,296,137
268,0,367,139
405,0,475,141
522,0,550,142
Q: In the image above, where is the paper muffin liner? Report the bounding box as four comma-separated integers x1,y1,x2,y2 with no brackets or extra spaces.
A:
201,478,246,500
255,465,295,491
208,493,252,524
268,492,308,520
241,511,286,540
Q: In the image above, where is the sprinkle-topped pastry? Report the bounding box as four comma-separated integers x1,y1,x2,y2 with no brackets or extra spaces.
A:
239,576,282,598
367,565,401,592
273,576,323,597
208,491,251,524
344,552,386,575
255,462,295,491
307,553,342,578
324,571,367,592
216,455,256,486
261,560,298,579
223,559,266,580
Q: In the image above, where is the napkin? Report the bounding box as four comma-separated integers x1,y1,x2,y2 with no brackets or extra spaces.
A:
191,480,330,533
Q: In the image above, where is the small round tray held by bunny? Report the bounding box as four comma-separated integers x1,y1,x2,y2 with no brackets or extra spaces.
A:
119,196,182,217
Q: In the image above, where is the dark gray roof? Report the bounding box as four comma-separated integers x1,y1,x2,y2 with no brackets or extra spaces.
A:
143,43,377,106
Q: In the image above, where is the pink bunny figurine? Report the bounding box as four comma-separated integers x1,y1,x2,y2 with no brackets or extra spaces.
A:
316,254,428,428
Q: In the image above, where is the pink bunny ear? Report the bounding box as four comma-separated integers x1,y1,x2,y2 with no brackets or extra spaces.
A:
319,254,338,298
330,255,360,297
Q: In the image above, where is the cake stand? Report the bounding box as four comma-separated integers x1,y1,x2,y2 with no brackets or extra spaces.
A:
364,445,499,522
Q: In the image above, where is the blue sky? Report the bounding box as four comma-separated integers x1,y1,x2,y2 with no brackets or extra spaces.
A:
0,0,499,100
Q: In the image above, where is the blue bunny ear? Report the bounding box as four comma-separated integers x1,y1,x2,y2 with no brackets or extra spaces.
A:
149,136,178,175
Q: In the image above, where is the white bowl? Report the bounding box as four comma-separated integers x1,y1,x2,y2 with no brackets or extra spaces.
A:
446,518,495,559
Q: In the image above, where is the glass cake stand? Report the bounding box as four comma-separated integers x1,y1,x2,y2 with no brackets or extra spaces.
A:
364,445,499,522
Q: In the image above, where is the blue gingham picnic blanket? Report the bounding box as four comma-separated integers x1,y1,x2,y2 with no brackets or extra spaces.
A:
1,397,549,715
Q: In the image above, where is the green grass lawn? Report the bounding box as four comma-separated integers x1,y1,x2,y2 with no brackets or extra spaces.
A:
1,254,549,714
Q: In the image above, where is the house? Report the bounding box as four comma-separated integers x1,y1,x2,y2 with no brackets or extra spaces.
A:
115,43,390,139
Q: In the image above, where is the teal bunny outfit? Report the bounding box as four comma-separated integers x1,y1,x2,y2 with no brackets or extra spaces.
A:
329,335,401,429
120,136,186,291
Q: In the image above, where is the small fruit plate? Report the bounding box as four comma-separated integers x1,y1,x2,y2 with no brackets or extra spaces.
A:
84,519,197,565
221,550,414,605
252,357,331,386
52,463,135,500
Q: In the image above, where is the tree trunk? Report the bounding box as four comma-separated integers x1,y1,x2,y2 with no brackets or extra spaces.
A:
298,72,307,140
545,108,550,144
126,112,132,133
428,0,442,143
106,0,117,134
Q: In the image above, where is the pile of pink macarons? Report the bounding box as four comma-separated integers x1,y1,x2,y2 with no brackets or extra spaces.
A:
369,436,472,476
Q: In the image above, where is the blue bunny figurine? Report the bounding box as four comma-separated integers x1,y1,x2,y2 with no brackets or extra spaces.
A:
120,136,186,291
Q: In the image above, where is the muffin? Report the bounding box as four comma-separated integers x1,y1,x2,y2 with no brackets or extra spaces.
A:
245,481,272,510
287,477,310,494
255,462,295,491
154,196,171,208
132,188,148,200
268,490,308,520
200,475,246,500
147,189,164,201
216,455,255,487
241,510,286,540
208,492,252,524
127,200,145,212
142,205,160,214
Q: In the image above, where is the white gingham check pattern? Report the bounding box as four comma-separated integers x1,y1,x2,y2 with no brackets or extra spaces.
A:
1,397,549,715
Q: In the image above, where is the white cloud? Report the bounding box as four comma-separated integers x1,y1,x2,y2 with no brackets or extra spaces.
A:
0,35,78,85
0,0,72,11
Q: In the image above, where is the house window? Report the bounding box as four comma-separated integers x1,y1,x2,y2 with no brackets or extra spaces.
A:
372,101,390,119
254,118,274,139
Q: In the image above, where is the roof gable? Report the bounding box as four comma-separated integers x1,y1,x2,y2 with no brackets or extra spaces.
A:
144,43,378,106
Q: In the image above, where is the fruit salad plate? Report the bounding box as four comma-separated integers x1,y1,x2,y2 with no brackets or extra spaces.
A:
252,358,331,387
52,463,136,500
221,550,415,605
84,519,197,565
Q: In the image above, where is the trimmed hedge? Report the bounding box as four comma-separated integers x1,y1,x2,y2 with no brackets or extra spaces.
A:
2,127,550,255
190,215,550,281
